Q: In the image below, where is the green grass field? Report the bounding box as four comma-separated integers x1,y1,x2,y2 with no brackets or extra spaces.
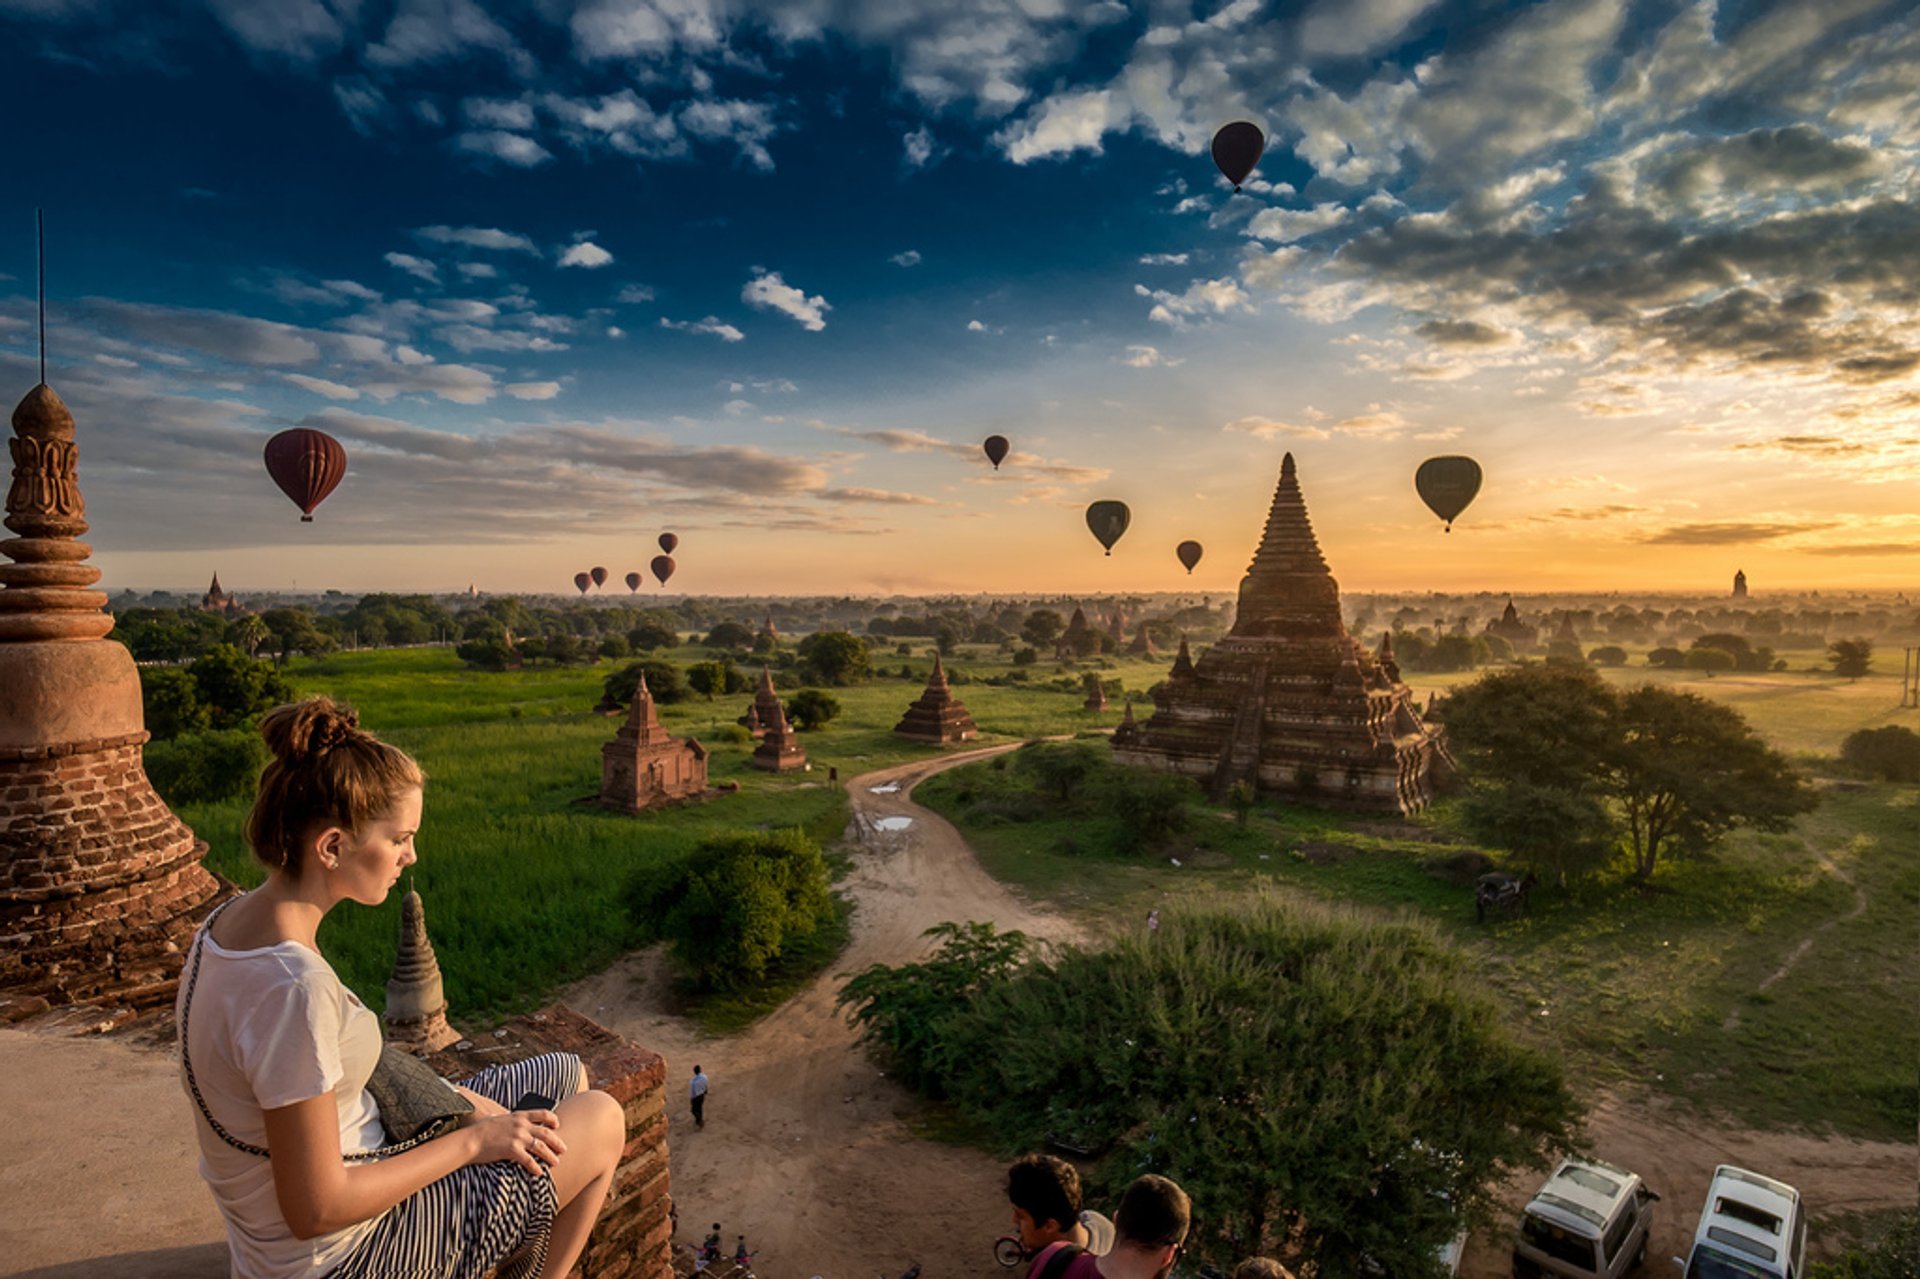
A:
174,641,1917,1145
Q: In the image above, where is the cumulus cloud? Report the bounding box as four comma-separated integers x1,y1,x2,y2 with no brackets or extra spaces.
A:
414,224,539,254
462,96,535,131
966,319,987,332
559,241,615,269
506,381,563,400
678,97,781,171
206,0,352,62
890,249,922,267
1123,345,1183,368
1244,203,1351,244
660,315,745,342
743,270,830,331
616,284,657,304
1224,415,1330,440
1136,277,1253,328
366,0,531,75
454,130,553,167
901,125,944,170
332,76,392,135
384,253,440,284
1139,253,1189,265
998,88,1128,163
284,373,361,400
1415,319,1517,347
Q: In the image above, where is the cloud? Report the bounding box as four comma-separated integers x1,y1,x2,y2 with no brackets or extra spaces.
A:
1136,277,1253,328
1123,344,1184,368
818,487,946,506
570,0,726,61
1415,319,1516,347
284,373,361,400
1297,0,1441,57
414,224,539,254
1794,543,1920,557
1244,203,1351,244
743,270,829,331
383,253,440,284
462,96,535,132
677,98,781,172
1139,253,1189,265
1641,521,1835,546
966,320,987,332
890,250,922,267
660,315,745,342
205,0,351,62
331,76,391,136
506,381,563,400
365,0,531,75
454,130,554,167
616,284,657,304
998,88,1127,163
559,241,616,269
267,276,382,307
901,125,944,170
1224,415,1330,440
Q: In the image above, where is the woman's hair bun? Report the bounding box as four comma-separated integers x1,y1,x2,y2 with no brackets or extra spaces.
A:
260,696,363,763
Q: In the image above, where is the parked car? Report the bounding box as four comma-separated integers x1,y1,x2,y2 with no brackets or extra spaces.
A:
1514,1157,1659,1279
1678,1166,1805,1279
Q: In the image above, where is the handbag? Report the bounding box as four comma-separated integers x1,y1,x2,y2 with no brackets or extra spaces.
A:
180,900,471,1162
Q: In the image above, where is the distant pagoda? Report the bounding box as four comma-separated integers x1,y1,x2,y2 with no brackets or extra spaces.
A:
1112,454,1450,813
1127,622,1156,657
1733,569,1748,599
749,669,807,772
599,672,708,810
1083,675,1108,712
1485,598,1537,650
893,655,978,744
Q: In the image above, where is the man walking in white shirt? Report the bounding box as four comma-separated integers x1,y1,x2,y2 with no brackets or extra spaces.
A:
690,1064,710,1128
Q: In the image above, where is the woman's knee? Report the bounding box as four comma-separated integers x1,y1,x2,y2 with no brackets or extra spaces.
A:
562,1088,625,1166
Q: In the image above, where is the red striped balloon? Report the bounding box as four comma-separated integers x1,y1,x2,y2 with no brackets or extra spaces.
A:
263,428,347,522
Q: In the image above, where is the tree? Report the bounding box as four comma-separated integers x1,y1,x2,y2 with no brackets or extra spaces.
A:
260,607,333,664
1588,645,1628,666
141,667,212,741
1015,741,1105,801
1228,779,1256,828
796,630,870,685
1828,637,1873,680
603,659,687,706
1685,646,1736,675
1105,769,1197,852
229,614,271,658
1543,638,1586,667
1021,609,1065,647
686,660,731,700
627,620,681,651
597,634,630,660
1647,647,1687,668
838,900,1578,1273
785,688,841,731
705,620,756,649
455,637,515,671
1841,726,1920,782
661,828,834,991
186,645,294,731
1610,686,1817,883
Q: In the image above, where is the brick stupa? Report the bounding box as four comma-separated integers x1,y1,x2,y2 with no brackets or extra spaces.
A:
384,886,459,1053
600,673,708,811
1083,674,1108,712
1112,453,1450,813
893,654,978,743
749,668,807,772
0,383,232,1021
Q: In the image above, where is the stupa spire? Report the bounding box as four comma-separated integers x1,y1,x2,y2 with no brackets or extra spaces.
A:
1230,453,1343,640
385,885,458,1052
0,384,113,642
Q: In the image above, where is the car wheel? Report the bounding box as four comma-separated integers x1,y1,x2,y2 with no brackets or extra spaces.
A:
1635,1240,1647,1271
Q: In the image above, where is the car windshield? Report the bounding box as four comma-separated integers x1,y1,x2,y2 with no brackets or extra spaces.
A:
1523,1215,1597,1271
1558,1167,1623,1198
1689,1245,1772,1279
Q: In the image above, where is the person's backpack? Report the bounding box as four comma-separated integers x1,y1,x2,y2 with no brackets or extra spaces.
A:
1034,1244,1086,1279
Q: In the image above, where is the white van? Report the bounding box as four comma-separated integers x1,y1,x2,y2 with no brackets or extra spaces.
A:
1513,1157,1659,1279
1680,1167,1805,1279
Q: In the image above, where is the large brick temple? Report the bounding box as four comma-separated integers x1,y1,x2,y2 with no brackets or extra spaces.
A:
1113,453,1451,813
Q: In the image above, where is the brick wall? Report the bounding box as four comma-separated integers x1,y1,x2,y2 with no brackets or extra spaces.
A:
427,1004,672,1279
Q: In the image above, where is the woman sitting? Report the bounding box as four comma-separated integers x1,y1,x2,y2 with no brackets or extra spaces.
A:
177,696,625,1278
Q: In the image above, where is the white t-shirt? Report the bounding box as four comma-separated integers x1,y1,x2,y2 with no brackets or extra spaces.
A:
177,926,387,1279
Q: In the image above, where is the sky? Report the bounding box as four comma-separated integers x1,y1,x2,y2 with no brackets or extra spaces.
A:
1,0,1916,598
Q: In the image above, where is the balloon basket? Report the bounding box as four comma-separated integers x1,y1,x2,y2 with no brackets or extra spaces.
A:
300,515,314,523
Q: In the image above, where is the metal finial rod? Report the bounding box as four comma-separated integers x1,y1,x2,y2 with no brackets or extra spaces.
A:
38,207,46,385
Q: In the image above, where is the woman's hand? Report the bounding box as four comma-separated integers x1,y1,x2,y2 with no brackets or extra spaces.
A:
464,1109,568,1177
452,1084,509,1123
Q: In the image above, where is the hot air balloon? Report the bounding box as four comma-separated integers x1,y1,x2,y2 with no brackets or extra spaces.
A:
983,435,1010,471
263,428,347,523
1085,500,1132,556
625,571,643,592
651,554,676,586
573,571,592,595
658,532,679,554
1414,455,1483,532
1210,121,1265,192
1176,540,1204,574
590,566,608,589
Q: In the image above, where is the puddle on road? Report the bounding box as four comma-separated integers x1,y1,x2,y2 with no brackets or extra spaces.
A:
868,783,901,794
873,816,914,832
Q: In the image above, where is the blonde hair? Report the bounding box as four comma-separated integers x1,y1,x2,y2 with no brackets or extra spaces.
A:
244,697,425,874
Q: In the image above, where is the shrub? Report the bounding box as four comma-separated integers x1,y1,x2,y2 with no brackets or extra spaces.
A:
186,645,294,730
140,667,212,741
786,689,841,731
603,659,688,706
144,728,269,806
1841,726,1920,782
455,638,515,671
1103,768,1197,852
1588,645,1628,666
1012,648,1038,666
660,828,834,991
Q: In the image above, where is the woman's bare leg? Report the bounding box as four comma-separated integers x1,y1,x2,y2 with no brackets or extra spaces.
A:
542,1088,626,1275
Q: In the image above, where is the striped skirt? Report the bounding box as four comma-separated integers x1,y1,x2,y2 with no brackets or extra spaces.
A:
326,1051,584,1279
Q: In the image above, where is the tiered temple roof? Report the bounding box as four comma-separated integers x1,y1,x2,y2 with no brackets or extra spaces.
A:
893,655,978,744
1485,597,1537,650
1127,622,1156,657
1112,454,1450,814
750,668,808,772
385,887,459,1053
599,672,709,810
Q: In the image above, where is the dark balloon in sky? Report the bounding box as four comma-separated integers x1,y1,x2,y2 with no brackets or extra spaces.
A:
590,566,608,588
263,428,347,523
651,554,676,586
1176,540,1204,574
1085,500,1132,556
1415,455,1483,532
1210,121,1265,191
983,435,1010,470
573,571,591,595
625,571,643,592
658,532,679,554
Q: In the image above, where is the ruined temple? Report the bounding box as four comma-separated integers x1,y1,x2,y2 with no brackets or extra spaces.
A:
1055,606,1090,658
749,669,807,772
1083,675,1108,712
1127,622,1156,657
384,886,459,1053
599,673,708,811
1733,569,1748,599
1112,454,1449,813
1485,598,1537,651
0,383,232,1021
199,572,246,617
893,654,978,744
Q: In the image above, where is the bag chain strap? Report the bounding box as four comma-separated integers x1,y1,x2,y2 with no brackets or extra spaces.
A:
180,899,447,1164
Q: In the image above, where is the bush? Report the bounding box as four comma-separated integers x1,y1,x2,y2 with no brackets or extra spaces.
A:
597,634,631,660
710,724,754,746
786,689,841,731
144,728,268,806
455,638,515,671
1012,647,1038,666
1103,768,1197,852
660,828,835,991
187,645,294,730
603,659,688,706
1841,726,1920,782
1588,645,1628,666
141,667,212,741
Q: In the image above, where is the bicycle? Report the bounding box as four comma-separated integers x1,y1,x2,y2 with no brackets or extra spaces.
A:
995,1236,1032,1269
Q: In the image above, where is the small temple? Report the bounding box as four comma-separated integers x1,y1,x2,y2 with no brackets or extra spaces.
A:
199,572,247,617
749,668,808,772
893,654,978,744
599,673,709,811
1485,598,1537,651
1127,621,1156,657
0,383,232,1019
1733,569,1748,599
1112,454,1450,814
1083,674,1108,712
384,886,459,1053
1054,606,1091,659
